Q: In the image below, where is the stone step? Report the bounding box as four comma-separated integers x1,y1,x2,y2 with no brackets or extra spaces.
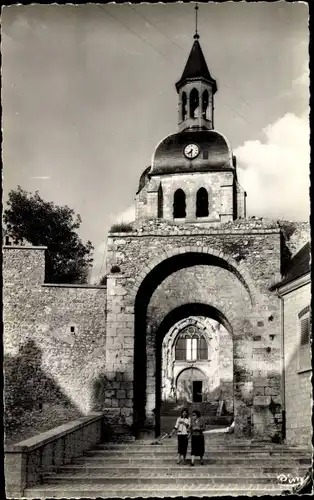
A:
160,412,221,418
24,484,287,497
41,464,309,475
95,443,308,452
75,456,311,466
41,474,292,485
121,437,305,446
24,434,309,499
84,449,308,458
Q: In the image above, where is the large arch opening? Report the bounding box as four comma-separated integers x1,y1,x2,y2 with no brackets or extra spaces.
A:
133,252,252,437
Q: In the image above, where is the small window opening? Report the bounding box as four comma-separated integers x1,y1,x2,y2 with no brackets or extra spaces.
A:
203,150,208,160
196,188,209,217
173,189,186,218
189,88,199,119
70,326,75,334
182,92,187,121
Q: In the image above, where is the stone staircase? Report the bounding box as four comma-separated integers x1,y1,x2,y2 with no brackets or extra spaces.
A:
24,434,311,498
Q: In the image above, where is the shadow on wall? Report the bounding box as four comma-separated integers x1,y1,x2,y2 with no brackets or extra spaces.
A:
4,339,82,445
91,371,134,440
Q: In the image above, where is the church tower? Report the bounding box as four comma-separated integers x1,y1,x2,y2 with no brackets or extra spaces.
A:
135,6,247,224
176,6,217,132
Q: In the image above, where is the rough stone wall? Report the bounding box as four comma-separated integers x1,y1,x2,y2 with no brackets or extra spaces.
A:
236,181,246,219
282,280,311,447
3,246,107,444
105,217,283,439
218,325,234,413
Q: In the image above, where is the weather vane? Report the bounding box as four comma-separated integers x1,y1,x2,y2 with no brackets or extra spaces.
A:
194,3,199,40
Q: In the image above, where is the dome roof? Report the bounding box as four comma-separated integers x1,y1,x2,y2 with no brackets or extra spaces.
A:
151,130,233,176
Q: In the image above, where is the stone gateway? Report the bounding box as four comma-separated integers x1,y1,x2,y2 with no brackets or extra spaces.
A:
3,24,310,454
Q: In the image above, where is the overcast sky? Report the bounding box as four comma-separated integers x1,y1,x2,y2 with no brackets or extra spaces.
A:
2,2,309,282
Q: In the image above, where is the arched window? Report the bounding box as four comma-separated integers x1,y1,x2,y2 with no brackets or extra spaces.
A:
173,189,186,218
189,88,199,118
181,92,187,121
157,185,163,218
196,188,209,217
202,90,209,119
175,327,208,361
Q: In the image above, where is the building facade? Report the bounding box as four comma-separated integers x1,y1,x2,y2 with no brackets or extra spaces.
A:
276,243,311,447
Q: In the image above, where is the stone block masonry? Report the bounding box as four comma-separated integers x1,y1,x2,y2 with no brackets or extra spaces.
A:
4,217,307,443
105,217,283,439
3,246,107,445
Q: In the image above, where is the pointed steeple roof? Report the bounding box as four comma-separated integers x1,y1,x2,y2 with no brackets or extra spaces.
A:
175,38,217,93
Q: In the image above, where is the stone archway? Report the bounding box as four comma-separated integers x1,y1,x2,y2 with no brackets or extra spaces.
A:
104,231,282,441
133,251,255,437
131,246,257,307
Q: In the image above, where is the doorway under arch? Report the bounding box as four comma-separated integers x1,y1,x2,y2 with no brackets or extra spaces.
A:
176,367,207,403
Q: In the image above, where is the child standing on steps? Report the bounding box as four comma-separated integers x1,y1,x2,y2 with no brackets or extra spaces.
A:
169,408,190,464
190,410,205,466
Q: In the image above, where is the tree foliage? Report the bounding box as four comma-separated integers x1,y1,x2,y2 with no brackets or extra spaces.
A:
4,186,94,284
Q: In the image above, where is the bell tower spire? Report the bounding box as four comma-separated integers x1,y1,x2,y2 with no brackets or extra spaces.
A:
176,4,217,132
194,4,199,40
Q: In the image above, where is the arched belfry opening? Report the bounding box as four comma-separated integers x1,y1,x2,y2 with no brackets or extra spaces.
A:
181,91,187,121
189,88,199,118
157,184,163,218
202,89,209,120
173,189,186,218
196,187,209,217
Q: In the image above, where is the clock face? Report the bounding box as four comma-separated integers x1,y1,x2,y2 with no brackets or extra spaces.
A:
184,143,200,159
